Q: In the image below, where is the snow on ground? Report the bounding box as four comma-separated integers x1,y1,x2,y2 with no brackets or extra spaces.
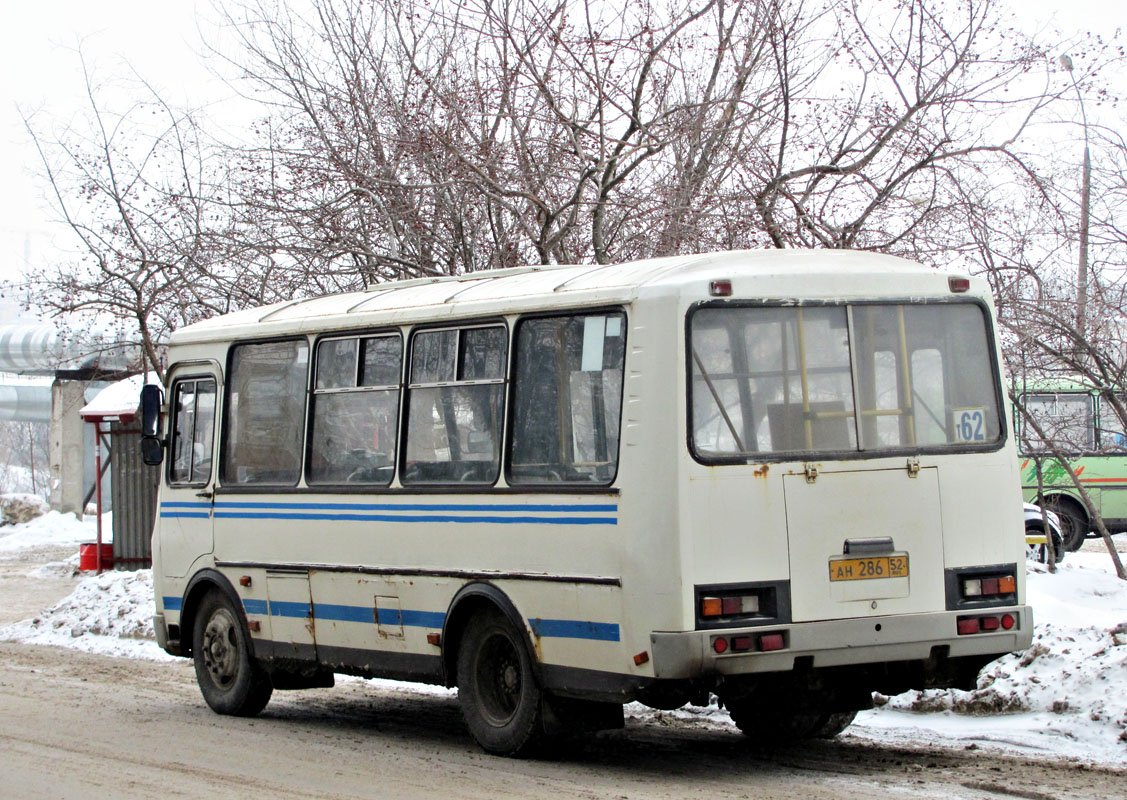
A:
1,563,176,661
852,553,1127,766
0,508,109,552
1,508,1125,765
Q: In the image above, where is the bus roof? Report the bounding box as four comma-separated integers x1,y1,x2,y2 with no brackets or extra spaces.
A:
170,249,974,345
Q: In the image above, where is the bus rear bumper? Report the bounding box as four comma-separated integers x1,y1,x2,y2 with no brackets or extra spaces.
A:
649,605,1034,680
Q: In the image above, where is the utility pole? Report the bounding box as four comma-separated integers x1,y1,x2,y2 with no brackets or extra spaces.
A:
1060,54,1091,345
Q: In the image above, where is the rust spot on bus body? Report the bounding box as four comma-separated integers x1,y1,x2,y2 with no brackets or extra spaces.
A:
754,464,769,478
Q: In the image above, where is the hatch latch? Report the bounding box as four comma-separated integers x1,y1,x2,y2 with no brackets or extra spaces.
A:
804,463,819,484
906,457,920,478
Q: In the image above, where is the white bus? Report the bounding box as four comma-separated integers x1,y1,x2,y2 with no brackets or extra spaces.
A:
144,249,1032,756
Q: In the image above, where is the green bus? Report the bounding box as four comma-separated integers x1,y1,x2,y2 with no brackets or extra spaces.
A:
1016,379,1127,551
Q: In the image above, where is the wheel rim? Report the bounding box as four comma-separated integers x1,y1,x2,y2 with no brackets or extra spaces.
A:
201,607,240,690
474,630,523,726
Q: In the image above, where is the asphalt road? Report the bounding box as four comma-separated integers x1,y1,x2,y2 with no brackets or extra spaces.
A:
0,547,1123,799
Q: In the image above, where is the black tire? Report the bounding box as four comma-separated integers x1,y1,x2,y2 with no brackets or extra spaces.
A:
457,609,542,757
813,710,857,739
192,590,273,716
726,700,824,744
1046,500,1087,552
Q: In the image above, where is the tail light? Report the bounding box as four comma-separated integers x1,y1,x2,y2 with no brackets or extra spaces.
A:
712,630,788,655
945,564,1018,610
957,613,1017,635
695,581,789,629
700,593,760,618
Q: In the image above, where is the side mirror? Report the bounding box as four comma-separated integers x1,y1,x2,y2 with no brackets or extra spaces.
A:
141,384,163,438
141,436,164,466
140,384,164,466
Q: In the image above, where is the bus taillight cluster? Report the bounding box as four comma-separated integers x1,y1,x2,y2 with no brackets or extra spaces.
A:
962,574,1016,599
957,614,1017,635
712,631,787,654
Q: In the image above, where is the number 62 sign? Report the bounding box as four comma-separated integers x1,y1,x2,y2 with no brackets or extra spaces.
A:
952,408,987,442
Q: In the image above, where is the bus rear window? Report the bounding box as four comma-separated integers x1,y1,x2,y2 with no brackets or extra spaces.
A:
690,302,1002,459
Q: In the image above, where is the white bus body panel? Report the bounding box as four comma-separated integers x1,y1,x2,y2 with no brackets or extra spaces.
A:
151,249,1031,705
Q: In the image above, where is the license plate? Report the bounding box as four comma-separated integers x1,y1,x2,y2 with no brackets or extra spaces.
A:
828,555,909,582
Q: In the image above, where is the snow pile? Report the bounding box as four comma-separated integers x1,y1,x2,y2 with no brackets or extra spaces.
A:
857,553,1127,764
0,566,173,661
1,493,49,525
0,509,107,552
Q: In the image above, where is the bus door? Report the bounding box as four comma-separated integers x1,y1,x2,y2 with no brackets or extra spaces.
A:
784,466,945,622
159,369,219,578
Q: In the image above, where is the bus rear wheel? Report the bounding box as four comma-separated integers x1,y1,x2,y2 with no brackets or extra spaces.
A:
1046,499,1087,552
192,590,273,716
457,609,542,757
727,701,855,743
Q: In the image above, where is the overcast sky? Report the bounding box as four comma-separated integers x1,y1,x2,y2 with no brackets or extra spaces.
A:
1,0,1124,312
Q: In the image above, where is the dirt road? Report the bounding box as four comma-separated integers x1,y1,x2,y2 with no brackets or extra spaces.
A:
1,549,1124,799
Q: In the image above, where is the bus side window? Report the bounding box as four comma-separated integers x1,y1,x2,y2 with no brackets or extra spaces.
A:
508,312,626,485
221,339,309,485
308,334,402,486
1098,394,1127,450
169,378,216,485
402,325,506,485
1021,393,1094,453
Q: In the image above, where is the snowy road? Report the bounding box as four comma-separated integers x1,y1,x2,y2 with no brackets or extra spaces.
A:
1,525,1125,798
0,638,1122,800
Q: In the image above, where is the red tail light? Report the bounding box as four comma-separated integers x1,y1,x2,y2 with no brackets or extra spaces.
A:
758,633,786,651
958,614,1019,635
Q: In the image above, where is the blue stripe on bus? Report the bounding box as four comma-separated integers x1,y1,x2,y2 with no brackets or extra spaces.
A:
243,598,269,615
212,511,616,525
268,600,311,618
162,596,183,611
529,618,621,642
312,603,375,623
308,603,445,628
160,501,617,525
241,598,613,642
215,501,617,513
159,501,213,519
386,608,447,628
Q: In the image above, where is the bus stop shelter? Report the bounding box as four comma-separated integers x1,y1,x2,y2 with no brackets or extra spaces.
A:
79,374,161,573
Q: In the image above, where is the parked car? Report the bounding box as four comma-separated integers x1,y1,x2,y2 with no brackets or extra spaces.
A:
1024,502,1066,565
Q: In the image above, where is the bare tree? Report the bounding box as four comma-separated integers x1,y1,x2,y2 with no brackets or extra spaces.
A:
20,55,265,381
0,421,50,498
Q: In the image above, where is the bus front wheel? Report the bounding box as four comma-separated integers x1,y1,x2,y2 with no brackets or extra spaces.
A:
456,609,542,757
192,590,273,716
